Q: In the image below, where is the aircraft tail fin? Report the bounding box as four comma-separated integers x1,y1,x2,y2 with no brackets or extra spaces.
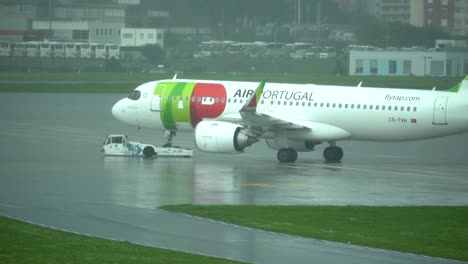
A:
240,80,266,113
446,75,468,93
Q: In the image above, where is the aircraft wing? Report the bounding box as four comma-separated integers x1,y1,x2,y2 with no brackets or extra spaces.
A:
234,81,351,141
239,109,351,140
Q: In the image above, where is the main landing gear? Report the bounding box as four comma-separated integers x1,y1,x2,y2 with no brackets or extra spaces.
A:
163,130,176,147
323,142,343,162
277,148,298,163
276,142,344,163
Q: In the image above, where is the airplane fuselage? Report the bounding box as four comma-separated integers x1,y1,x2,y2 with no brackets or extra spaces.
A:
114,79,467,140
112,77,468,162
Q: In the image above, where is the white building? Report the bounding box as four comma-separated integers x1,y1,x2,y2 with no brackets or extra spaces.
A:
53,5,126,24
120,28,164,48
349,45,468,77
454,0,468,36
33,20,124,44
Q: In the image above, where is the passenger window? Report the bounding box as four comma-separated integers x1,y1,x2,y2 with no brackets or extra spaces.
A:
308,102,311,107
326,103,330,107
345,104,348,108
357,104,361,109
290,101,293,106
296,101,299,106
376,105,379,110
351,104,354,109
369,105,373,110
320,103,324,107
260,100,264,104
221,98,226,103
363,105,367,110
191,97,195,102
338,103,342,108
413,107,417,112
314,102,318,107
302,102,305,106
407,106,411,112
401,106,404,111
394,106,398,111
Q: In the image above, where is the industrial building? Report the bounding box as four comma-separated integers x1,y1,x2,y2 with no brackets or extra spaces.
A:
120,28,164,48
349,40,468,77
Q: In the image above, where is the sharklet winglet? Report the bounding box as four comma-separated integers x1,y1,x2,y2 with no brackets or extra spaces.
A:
172,74,178,80
446,75,468,93
240,80,266,113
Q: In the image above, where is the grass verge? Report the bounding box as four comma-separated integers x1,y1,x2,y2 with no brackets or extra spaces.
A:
161,205,468,261
0,83,135,93
0,216,244,264
0,72,462,93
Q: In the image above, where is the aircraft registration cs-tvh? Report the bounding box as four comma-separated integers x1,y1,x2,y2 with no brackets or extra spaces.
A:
112,75,468,163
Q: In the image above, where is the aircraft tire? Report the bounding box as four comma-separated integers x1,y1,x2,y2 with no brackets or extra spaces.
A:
277,148,297,163
288,148,298,162
323,146,343,162
143,146,156,158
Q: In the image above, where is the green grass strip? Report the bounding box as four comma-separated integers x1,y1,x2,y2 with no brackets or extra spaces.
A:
0,83,134,93
161,205,468,261
0,72,462,93
0,216,244,264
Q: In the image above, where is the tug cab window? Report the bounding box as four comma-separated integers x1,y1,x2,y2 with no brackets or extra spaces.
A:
127,90,141,100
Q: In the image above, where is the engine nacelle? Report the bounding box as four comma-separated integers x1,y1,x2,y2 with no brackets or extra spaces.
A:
266,138,319,152
194,121,259,153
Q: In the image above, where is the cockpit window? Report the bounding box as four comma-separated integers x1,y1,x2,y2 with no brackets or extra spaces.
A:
127,90,141,100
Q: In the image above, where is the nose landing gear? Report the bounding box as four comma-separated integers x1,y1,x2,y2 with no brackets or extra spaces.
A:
163,130,176,147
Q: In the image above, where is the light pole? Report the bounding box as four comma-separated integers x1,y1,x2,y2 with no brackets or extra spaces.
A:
48,0,52,39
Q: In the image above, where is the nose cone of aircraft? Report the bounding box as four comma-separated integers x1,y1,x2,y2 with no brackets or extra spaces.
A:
112,100,124,121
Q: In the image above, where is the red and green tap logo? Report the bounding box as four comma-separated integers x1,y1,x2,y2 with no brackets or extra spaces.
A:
154,82,227,130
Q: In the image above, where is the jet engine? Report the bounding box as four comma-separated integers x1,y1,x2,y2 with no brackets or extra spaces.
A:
266,139,320,152
194,121,259,153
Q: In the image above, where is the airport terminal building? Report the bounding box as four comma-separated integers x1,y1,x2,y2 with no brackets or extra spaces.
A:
349,41,468,77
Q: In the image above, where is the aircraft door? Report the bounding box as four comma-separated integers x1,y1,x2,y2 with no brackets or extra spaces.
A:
150,84,166,112
433,96,448,125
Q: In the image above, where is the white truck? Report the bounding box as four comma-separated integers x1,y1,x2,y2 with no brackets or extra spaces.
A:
102,134,193,158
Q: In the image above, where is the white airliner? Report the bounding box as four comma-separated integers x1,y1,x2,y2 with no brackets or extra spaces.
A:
112,75,468,162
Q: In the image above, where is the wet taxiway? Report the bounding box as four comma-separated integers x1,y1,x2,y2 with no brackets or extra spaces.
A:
0,93,467,263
